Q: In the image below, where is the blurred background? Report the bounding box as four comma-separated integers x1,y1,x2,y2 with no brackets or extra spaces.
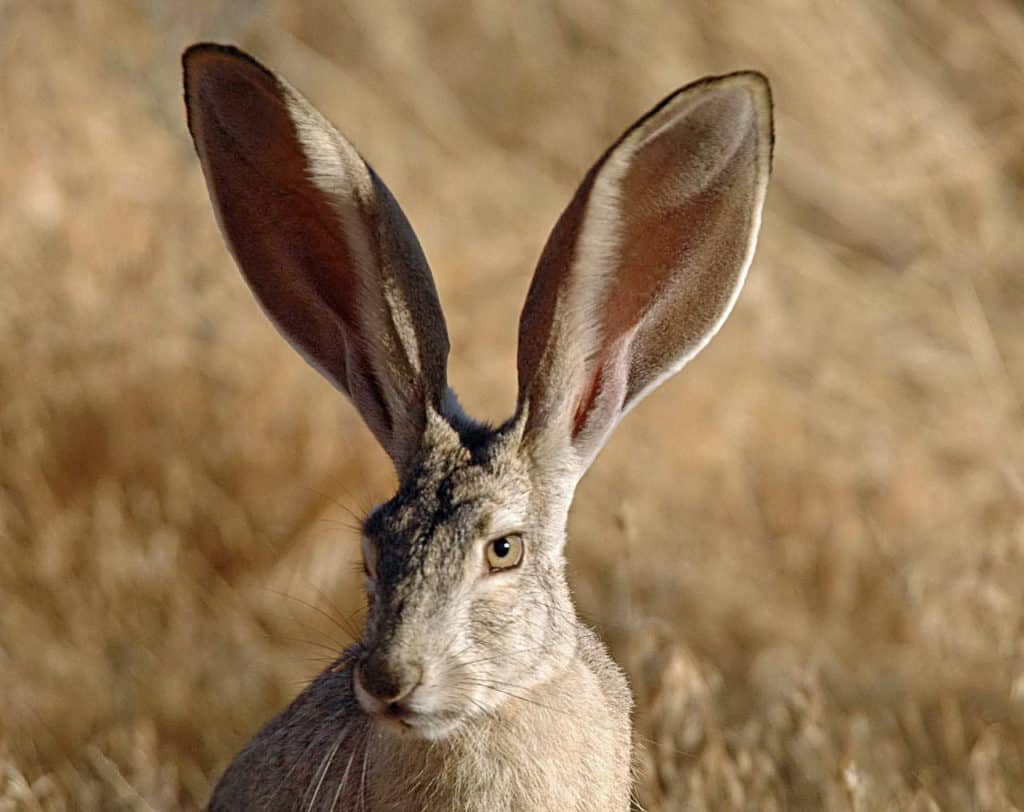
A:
2,1,1023,809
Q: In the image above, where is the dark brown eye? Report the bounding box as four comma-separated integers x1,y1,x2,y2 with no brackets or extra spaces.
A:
485,535,524,571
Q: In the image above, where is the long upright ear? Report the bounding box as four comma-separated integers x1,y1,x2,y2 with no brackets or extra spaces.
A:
517,72,773,483
183,43,450,475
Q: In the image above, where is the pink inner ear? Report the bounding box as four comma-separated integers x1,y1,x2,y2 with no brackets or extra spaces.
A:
568,332,632,451
519,77,769,469
190,55,371,375
572,355,605,438
601,93,752,345
567,87,760,444
190,55,317,198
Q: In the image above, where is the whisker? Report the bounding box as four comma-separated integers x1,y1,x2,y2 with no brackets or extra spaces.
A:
265,710,345,809
451,677,626,736
305,722,350,811
358,728,371,812
329,746,359,812
268,588,360,642
276,635,346,657
454,678,570,716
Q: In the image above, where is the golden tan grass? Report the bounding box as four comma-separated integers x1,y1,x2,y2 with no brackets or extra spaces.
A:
2,1,1023,808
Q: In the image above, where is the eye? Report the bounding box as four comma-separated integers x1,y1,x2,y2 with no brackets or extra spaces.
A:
485,535,524,572
361,536,378,582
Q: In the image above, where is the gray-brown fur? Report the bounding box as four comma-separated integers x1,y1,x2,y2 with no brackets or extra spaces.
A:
184,41,772,811
211,627,629,810
208,413,632,810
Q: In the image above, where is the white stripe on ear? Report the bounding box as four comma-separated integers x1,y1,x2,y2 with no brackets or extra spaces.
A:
516,72,774,484
286,91,429,405
568,143,634,376
289,97,378,289
183,44,451,474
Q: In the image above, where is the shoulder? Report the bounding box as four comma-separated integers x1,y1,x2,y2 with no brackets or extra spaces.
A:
207,650,362,810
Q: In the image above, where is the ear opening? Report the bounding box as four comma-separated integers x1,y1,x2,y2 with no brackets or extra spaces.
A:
516,71,774,482
183,43,453,474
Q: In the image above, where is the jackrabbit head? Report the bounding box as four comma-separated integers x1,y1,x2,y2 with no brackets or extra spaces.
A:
184,44,773,747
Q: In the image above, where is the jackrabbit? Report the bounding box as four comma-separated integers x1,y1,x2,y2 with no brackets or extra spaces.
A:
183,42,773,811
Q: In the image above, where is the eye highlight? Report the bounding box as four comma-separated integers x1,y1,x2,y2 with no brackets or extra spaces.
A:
485,535,524,572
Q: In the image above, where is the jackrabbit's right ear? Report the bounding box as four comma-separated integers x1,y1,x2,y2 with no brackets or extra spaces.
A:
516,72,773,485
183,44,450,475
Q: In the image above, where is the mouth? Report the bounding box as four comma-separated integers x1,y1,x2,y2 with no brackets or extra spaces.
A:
351,663,478,741
366,705,464,741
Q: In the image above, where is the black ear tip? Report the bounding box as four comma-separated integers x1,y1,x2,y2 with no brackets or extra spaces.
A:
181,42,277,92
183,42,250,67
736,69,771,91
704,71,774,164
738,70,773,114
709,70,773,109
183,42,233,80
732,71,775,162
181,43,279,149
181,42,283,134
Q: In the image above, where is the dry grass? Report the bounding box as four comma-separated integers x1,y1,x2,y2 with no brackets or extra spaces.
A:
2,1,1024,809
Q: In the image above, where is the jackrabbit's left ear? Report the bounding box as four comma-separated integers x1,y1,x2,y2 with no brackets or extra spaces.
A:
516,72,773,481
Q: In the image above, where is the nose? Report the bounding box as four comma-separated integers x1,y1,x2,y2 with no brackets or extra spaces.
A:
355,654,423,707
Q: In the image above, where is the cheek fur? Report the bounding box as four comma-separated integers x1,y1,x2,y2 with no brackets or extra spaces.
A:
464,580,551,675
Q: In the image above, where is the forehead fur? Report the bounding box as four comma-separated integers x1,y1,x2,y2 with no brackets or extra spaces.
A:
363,411,532,579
